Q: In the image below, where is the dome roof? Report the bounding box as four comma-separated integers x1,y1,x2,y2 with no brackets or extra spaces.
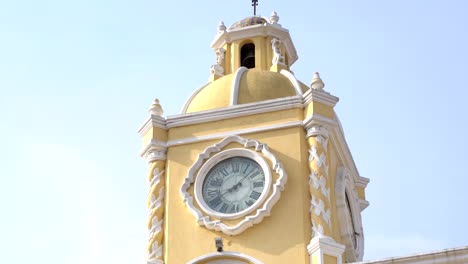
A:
182,68,309,113
229,16,268,30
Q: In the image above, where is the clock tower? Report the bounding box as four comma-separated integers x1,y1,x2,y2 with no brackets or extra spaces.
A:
138,12,369,264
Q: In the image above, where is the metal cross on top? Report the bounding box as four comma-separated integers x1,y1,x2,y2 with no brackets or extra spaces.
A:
252,0,259,16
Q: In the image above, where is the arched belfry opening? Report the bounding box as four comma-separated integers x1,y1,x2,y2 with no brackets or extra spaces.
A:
241,43,255,69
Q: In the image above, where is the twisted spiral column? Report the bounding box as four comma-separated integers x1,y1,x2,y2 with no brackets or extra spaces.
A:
146,152,166,264
306,125,332,239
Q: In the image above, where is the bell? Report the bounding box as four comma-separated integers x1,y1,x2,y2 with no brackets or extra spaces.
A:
241,44,256,69
242,53,255,68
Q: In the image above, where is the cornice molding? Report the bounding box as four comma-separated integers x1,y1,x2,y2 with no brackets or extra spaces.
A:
138,115,167,137
166,120,303,147
303,88,339,107
167,96,303,129
356,176,370,189
140,139,168,164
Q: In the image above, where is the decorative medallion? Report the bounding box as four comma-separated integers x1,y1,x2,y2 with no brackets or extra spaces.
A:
181,135,287,235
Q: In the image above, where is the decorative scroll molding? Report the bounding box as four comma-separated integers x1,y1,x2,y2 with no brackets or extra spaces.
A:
147,162,166,264
180,135,287,235
306,125,333,240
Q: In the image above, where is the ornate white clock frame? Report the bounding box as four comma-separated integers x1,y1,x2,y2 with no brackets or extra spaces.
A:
180,135,288,235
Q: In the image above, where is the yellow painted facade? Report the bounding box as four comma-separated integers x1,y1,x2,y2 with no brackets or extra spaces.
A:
139,13,370,264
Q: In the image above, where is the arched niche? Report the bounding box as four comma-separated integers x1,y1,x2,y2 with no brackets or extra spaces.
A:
240,43,255,69
187,251,263,264
335,167,364,262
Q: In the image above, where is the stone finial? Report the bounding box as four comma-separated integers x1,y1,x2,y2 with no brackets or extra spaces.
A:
311,72,325,91
270,11,279,24
217,21,226,33
149,98,164,116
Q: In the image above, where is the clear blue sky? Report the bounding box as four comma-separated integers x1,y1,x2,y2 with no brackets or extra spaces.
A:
1,0,467,263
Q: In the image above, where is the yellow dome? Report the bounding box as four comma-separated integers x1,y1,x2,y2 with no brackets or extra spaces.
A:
183,68,309,113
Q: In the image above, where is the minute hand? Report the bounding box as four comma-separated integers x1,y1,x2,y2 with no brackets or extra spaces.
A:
238,170,257,184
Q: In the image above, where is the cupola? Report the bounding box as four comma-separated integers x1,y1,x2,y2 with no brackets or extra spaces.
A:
184,11,307,114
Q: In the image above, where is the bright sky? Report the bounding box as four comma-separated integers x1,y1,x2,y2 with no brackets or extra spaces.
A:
1,0,467,263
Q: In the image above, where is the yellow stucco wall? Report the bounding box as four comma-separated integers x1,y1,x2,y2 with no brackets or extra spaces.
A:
164,126,311,263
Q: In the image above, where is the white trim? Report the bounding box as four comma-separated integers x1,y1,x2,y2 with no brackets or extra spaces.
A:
335,167,364,262
187,251,263,264
181,83,211,114
231,67,248,105
138,115,167,137
193,148,272,220
307,236,346,264
180,136,287,235
356,176,370,188
279,69,303,95
166,120,303,147
303,114,338,129
167,96,303,129
303,88,339,107
139,139,167,164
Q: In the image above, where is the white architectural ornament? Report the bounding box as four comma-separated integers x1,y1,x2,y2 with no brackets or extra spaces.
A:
269,11,279,25
310,195,331,226
311,72,325,91
311,219,325,238
335,167,365,262
149,98,164,116
271,38,286,65
217,21,226,33
147,166,166,264
180,135,288,235
144,142,167,164
309,171,330,201
210,47,225,76
308,236,346,264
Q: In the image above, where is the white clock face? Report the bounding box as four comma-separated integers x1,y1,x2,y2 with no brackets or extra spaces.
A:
202,157,265,215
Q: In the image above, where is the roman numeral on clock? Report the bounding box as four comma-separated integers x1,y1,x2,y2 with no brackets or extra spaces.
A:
230,203,240,213
245,199,254,207
209,196,222,208
220,168,229,176
210,178,223,187
253,181,264,188
232,163,239,172
249,190,261,200
249,171,260,179
219,202,229,213
206,189,220,197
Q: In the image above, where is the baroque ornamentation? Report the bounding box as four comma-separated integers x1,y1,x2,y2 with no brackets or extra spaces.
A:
306,125,332,239
147,161,166,264
210,48,225,76
180,135,287,235
271,38,286,66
